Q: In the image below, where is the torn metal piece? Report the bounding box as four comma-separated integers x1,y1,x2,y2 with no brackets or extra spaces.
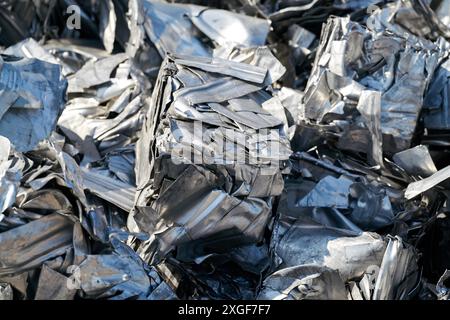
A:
393,145,437,178
302,16,441,155
373,236,419,300
405,165,450,199
0,282,13,300
0,53,67,152
142,0,270,58
0,213,74,277
436,269,450,300
258,265,347,300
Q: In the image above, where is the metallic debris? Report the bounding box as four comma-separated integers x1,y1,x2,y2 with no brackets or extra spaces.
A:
0,52,67,152
1,0,450,300
130,51,291,272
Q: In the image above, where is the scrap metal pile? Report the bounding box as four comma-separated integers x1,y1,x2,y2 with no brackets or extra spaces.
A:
2,0,450,300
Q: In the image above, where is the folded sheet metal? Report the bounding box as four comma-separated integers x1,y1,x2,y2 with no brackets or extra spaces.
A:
301,15,441,159
366,1,450,134
261,148,423,300
142,0,271,58
257,265,348,300
0,134,175,300
22,36,152,194
0,53,67,152
130,50,292,287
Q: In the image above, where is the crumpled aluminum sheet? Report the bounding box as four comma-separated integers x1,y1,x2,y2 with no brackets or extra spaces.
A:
261,150,420,300
301,15,442,159
0,133,175,300
0,51,67,152
1,0,450,301
129,50,292,279
143,0,271,57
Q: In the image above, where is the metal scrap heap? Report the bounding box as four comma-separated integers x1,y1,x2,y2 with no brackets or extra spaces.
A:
1,0,450,300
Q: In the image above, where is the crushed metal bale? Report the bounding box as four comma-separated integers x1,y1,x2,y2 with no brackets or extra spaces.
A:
0,0,450,300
